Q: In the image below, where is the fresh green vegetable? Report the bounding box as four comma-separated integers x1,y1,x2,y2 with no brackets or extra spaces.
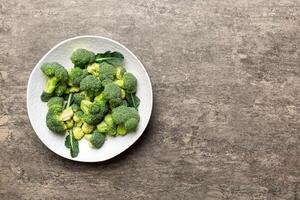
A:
46,94,74,133
65,130,79,158
40,62,68,102
115,66,126,80
126,93,140,109
95,51,124,66
87,63,100,76
70,48,95,68
97,114,117,136
87,130,106,149
99,62,116,80
114,72,137,93
41,48,141,158
111,105,140,133
80,75,103,97
69,68,89,86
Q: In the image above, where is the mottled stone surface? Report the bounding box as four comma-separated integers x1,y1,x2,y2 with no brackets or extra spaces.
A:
0,0,300,199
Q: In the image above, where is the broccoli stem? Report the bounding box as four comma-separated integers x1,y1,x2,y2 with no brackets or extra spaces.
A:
66,93,73,108
44,77,58,93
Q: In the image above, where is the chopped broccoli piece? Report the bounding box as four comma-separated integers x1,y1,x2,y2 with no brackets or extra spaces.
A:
46,94,74,134
73,127,85,140
47,97,64,109
80,75,103,97
99,62,116,80
114,72,137,93
87,63,100,76
70,48,95,68
88,130,106,149
55,81,67,96
73,91,90,105
97,114,117,136
69,68,89,86
117,124,127,135
95,83,123,109
73,110,83,123
115,66,126,79
40,62,68,102
65,119,74,129
111,105,140,133
82,122,94,134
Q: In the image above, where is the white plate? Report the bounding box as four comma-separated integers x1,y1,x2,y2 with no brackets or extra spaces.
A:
27,36,153,162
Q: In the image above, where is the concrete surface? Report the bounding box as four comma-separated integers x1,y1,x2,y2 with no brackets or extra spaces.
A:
0,0,300,199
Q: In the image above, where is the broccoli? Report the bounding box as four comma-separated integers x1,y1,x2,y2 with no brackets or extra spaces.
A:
73,110,83,123
94,83,123,108
82,122,94,134
80,75,103,97
86,130,106,149
97,114,116,136
69,68,89,86
111,105,140,134
99,62,116,80
116,124,127,135
55,81,67,96
70,48,95,68
80,100,108,125
73,91,90,105
47,97,64,109
87,63,100,76
40,62,68,102
114,72,137,93
41,49,141,158
46,94,74,134
73,127,85,140
65,120,74,129
115,66,126,79
71,104,80,112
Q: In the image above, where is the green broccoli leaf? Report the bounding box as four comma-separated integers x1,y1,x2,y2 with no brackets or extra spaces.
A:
126,93,140,109
95,51,124,66
65,131,79,158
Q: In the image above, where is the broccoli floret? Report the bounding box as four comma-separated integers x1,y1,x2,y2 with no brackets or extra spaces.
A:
80,100,108,125
46,94,74,134
47,97,64,109
94,83,123,108
71,104,80,112
65,119,74,129
99,62,116,80
114,72,137,93
82,122,94,134
89,100,108,114
111,105,140,133
120,89,126,99
82,113,103,125
40,62,68,102
115,66,126,79
73,127,85,140
80,75,103,97
69,68,89,86
70,48,95,68
80,100,92,114
73,92,90,105
87,63,100,76
87,130,106,149
73,111,83,123
97,114,117,136
116,124,127,135
55,82,67,96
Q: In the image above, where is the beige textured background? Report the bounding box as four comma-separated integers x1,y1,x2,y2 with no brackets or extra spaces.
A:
0,0,300,199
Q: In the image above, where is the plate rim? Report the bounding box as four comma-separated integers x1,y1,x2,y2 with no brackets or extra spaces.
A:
26,35,153,162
